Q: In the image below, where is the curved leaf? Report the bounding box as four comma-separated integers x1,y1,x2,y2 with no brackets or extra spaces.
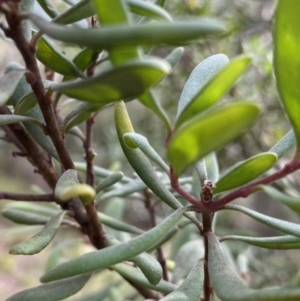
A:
2,208,51,225
269,129,295,159
208,232,300,301
224,205,300,238
161,260,204,301
9,211,66,255
258,185,300,214
124,132,169,173
6,273,91,301
30,15,225,49
221,234,300,250
194,159,207,186
175,56,251,128
168,102,260,176
51,58,171,102
55,169,95,204
214,152,278,193
37,0,59,18
0,70,26,106
40,206,190,282
176,54,229,118
205,152,219,184
274,0,300,155
20,0,35,42
96,172,124,193
0,115,44,127
165,47,184,68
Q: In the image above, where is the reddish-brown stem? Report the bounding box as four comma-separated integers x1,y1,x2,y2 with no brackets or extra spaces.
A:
0,192,55,202
209,159,300,212
85,117,96,187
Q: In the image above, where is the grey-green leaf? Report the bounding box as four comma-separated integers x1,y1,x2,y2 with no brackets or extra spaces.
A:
40,206,190,282
0,115,44,127
96,172,124,193
269,129,295,159
9,211,66,255
6,273,91,301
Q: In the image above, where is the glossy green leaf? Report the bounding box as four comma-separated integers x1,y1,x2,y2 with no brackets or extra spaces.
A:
165,47,184,68
114,101,201,226
269,129,295,159
37,0,59,18
176,54,229,118
172,239,204,284
208,232,300,301
124,132,169,173
50,58,170,102
221,234,300,250
30,15,225,49
274,0,300,154
0,70,26,106
36,35,83,77
225,205,300,238
214,152,277,193
2,208,51,225
111,263,176,294
0,115,44,127
6,273,91,301
40,206,190,282
55,169,95,204
258,185,300,214
168,103,260,176
105,235,162,285
161,260,204,301
176,56,251,128
9,211,66,255
96,172,124,193
98,212,144,235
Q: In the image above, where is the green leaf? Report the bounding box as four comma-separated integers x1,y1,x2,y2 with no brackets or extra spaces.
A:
124,132,169,173
36,35,83,77
269,129,295,159
111,263,176,294
172,239,204,284
2,208,51,225
9,211,66,255
224,205,300,239
221,234,300,250
205,152,219,184
176,54,229,119
214,152,277,193
167,102,260,176
96,172,124,193
114,101,201,226
30,15,225,49
0,70,26,106
50,58,171,102
194,159,207,186
37,0,59,18
165,47,184,68
40,206,190,282
161,260,204,301
6,273,91,301
20,0,35,42
0,115,44,127
175,55,251,128
208,232,300,301
55,169,95,204
274,0,300,155
105,235,162,285
258,185,300,214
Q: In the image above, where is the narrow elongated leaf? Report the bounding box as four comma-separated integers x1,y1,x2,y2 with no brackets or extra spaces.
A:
36,35,83,76
214,152,277,193
161,260,204,301
55,169,95,204
30,15,225,49
96,172,124,193
205,152,219,183
0,115,44,127
194,159,207,186
21,0,35,42
269,129,295,159
37,0,59,18
221,234,300,250
2,209,51,225
258,185,300,214
114,101,201,226
168,103,260,176
165,47,184,68
6,273,91,301
274,0,300,154
51,59,171,102
40,206,190,282
209,233,300,301
0,70,26,106
111,263,176,293
176,54,229,118
9,211,66,255
224,205,300,238
175,56,251,128
124,132,169,173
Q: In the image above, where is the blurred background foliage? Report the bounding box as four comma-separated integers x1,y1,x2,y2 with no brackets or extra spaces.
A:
1,0,300,300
